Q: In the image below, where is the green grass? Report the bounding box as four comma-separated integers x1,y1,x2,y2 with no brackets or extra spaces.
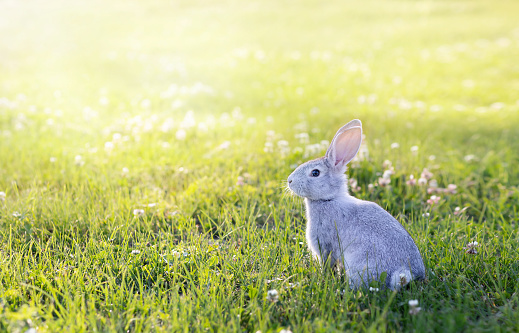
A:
1,0,519,331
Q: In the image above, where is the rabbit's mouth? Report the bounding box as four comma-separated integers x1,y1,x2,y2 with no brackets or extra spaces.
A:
287,181,306,198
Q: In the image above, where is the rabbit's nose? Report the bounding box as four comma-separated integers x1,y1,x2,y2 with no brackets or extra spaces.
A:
288,179,293,184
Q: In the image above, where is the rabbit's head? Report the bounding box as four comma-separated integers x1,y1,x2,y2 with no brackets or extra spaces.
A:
287,119,362,200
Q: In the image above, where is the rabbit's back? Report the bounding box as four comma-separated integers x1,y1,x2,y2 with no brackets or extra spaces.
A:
306,196,425,288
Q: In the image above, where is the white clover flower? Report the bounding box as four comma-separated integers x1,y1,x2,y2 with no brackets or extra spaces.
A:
390,142,400,149
160,118,175,133
133,209,145,217
112,133,122,141
218,141,231,150
122,167,129,175
421,168,433,180
399,273,408,286
264,142,274,153
320,140,329,151
266,130,276,140
50,157,57,163
295,132,310,144
175,129,187,140
464,154,476,162
447,184,457,194
382,169,393,179
277,140,289,148
279,330,292,333
408,299,422,315
378,177,391,187
266,289,279,302
131,250,141,254
99,96,109,105
382,160,392,169
0,191,5,201
304,144,321,158
410,146,419,153
406,175,416,186
75,155,84,166
369,287,379,292
104,141,114,151
427,195,441,205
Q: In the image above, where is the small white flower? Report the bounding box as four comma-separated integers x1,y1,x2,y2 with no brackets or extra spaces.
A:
418,177,427,186
175,129,187,140
266,289,279,302
50,157,57,163
408,299,421,315
112,133,122,141
399,273,408,286
369,287,379,292
421,168,433,180
104,141,114,151
99,97,109,105
75,155,84,166
264,142,274,153
122,167,129,175
218,141,231,150
464,154,476,162
277,140,289,148
382,169,393,179
133,209,145,217
131,250,140,254
295,132,310,144
390,142,400,149
0,191,5,201
410,145,419,153
279,330,292,333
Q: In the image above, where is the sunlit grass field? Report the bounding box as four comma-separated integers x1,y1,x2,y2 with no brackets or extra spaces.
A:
1,0,519,331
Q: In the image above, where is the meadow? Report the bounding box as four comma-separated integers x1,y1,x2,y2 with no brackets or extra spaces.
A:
1,0,519,331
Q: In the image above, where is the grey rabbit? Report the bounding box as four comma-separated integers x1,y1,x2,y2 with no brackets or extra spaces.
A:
287,119,425,290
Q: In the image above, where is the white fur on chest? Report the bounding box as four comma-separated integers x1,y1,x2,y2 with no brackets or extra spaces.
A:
304,197,357,265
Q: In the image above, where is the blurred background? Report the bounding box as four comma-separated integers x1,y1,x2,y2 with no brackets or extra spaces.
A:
1,0,519,194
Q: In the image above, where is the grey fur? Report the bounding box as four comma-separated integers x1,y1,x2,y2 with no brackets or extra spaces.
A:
287,119,425,290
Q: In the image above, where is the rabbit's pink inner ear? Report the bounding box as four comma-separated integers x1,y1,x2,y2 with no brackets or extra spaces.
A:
333,127,362,166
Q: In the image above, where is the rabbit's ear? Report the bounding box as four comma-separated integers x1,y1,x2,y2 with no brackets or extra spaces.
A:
326,119,362,168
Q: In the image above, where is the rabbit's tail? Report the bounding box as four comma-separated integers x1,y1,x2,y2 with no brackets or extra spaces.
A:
389,269,413,291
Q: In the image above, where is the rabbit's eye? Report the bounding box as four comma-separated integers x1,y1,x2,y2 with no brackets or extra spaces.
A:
311,169,320,177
